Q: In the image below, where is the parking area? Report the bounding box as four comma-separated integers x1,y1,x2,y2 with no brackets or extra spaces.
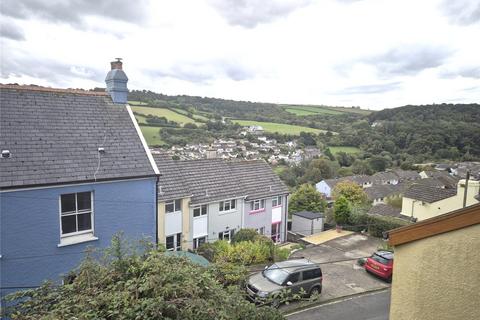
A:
285,232,390,308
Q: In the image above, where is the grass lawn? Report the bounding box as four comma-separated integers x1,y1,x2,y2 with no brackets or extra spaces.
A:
139,126,165,146
329,146,361,154
273,165,288,175
233,120,327,135
132,106,197,125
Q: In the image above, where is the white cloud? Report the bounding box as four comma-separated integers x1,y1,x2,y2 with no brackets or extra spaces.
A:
1,0,479,109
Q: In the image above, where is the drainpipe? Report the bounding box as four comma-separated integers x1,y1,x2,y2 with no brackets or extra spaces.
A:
284,194,289,242
155,176,160,247
411,200,417,220
463,171,470,208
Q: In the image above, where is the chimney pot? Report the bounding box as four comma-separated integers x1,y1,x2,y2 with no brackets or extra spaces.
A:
111,58,123,70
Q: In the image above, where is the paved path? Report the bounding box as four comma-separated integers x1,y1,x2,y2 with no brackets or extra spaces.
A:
286,289,391,320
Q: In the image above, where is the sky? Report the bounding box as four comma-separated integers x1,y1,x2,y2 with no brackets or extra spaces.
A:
1,0,479,109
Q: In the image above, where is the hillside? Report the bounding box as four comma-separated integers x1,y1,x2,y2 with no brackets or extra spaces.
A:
365,104,480,158
129,90,480,165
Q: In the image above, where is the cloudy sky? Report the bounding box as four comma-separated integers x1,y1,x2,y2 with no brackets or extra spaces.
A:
1,0,479,109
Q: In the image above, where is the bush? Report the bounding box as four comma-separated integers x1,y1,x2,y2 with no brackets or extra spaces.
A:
5,236,283,320
334,196,351,225
232,228,260,244
347,212,410,237
198,236,291,266
209,261,249,287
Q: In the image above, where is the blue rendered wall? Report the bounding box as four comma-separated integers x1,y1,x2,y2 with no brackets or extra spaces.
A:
0,177,156,299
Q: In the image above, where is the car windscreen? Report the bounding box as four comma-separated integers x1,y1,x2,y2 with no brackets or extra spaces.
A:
263,264,290,285
371,254,391,265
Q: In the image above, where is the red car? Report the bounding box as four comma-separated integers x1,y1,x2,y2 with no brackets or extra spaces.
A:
365,251,393,282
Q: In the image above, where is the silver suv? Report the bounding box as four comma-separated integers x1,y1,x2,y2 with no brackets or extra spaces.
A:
246,259,323,307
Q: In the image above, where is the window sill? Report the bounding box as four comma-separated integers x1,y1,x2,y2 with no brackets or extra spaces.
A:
272,205,282,209
249,208,266,214
219,209,237,215
58,233,98,247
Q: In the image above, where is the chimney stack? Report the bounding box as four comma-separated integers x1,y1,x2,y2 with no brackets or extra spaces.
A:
105,58,128,104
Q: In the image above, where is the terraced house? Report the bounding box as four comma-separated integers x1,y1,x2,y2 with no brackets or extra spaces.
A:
0,60,159,302
154,152,289,250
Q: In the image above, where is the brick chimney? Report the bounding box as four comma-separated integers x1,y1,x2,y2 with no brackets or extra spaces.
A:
105,58,128,104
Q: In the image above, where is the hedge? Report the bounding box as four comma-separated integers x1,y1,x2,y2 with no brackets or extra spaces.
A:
346,212,411,237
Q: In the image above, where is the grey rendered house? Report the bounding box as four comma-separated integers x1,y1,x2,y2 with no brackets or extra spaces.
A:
153,152,289,250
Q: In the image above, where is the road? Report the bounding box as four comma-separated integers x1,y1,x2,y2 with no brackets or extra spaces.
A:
286,289,391,320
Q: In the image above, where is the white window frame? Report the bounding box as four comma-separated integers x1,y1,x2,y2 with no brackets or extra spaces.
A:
58,192,97,247
256,227,265,235
219,199,236,213
166,199,181,214
250,199,265,211
193,236,207,249
193,204,208,218
271,222,281,243
166,233,182,251
272,196,282,207
218,230,233,243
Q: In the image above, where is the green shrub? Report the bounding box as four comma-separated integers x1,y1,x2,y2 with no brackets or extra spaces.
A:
209,261,249,287
5,236,283,320
334,196,351,225
366,214,410,237
232,228,260,244
198,236,293,266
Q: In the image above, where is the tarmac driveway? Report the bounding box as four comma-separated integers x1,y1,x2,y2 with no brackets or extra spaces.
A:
285,232,390,308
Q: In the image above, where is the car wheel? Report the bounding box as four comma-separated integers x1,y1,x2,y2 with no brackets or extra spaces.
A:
386,275,392,283
309,286,321,297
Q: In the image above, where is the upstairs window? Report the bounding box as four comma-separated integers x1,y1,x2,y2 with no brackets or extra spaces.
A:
219,199,236,212
193,204,208,217
166,199,181,213
250,199,265,211
60,192,93,236
272,196,282,207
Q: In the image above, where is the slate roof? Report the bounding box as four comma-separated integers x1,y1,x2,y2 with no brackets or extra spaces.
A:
372,171,398,183
0,85,156,189
415,177,448,188
292,211,324,219
392,169,421,181
403,184,457,203
365,184,404,200
154,152,289,204
323,175,371,188
368,204,409,221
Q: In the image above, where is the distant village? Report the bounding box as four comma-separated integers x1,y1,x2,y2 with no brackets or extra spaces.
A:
155,124,321,164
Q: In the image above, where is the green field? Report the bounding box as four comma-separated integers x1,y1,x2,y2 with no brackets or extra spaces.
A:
329,146,361,154
284,105,344,116
285,108,319,116
172,108,209,121
283,105,372,116
139,126,165,146
233,120,327,135
132,106,197,125
128,100,149,106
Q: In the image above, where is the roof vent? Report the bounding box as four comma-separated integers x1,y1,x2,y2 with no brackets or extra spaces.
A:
1,150,11,158
205,189,209,197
